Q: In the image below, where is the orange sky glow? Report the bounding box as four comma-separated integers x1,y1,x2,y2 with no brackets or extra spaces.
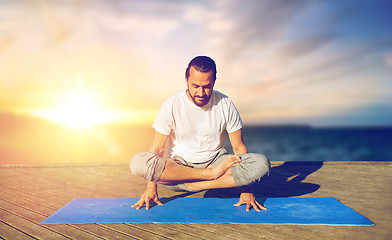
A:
0,0,391,164
1,0,391,128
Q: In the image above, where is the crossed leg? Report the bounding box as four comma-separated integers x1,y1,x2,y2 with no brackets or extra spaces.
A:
131,151,270,192
183,168,237,191
161,153,270,191
156,155,241,186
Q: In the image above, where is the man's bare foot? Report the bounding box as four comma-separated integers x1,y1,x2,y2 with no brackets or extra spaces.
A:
184,156,240,191
183,180,204,191
208,155,241,180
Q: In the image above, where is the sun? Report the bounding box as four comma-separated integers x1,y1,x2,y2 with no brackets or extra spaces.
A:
38,90,111,129
32,85,156,128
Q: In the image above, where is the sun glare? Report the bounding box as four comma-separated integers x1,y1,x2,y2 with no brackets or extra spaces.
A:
31,84,156,128
37,90,111,129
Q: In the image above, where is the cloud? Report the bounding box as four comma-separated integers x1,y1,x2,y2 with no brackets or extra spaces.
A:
261,38,392,94
271,32,338,67
179,0,313,60
226,1,308,40
210,1,392,94
90,0,181,40
0,0,391,126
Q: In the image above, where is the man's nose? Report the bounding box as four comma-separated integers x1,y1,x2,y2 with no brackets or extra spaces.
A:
198,87,206,96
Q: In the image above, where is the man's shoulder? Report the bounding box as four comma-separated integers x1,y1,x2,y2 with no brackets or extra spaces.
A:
212,90,234,106
213,90,229,100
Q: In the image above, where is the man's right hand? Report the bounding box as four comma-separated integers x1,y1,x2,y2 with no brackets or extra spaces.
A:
131,182,164,210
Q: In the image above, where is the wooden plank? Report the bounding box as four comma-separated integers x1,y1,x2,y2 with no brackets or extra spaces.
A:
155,223,237,240
98,224,170,240
185,224,272,240
7,166,133,199
2,182,270,240
14,168,201,237
0,170,200,240
1,197,104,240
22,175,204,239
0,220,38,240
123,223,203,240
0,199,105,240
157,223,270,240
37,170,242,240
0,208,69,240
0,162,391,240
0,188,138,239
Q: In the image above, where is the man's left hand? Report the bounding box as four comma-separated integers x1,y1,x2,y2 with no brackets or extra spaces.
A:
234,192,267,212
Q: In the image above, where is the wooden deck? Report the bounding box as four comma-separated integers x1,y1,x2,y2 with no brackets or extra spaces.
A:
0,161,391,240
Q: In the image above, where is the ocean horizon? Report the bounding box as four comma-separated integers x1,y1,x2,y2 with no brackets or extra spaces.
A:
1,112,391,164
228,125,392,162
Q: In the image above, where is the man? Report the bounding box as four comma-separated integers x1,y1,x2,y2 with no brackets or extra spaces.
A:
130,56,270,211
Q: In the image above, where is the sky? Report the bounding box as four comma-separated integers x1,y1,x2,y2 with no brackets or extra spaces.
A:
1,0,391,127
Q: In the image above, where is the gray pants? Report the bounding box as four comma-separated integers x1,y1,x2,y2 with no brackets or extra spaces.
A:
130,149,271,192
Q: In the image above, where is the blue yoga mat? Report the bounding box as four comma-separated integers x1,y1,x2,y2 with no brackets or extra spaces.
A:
40,197,373,225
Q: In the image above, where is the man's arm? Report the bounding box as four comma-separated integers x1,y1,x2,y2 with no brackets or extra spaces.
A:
149,131,169,157
228,129,267,212
228,129,247,155
131,131,168,210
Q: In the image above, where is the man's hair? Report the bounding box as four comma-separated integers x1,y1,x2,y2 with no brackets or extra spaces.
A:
185,56,217,81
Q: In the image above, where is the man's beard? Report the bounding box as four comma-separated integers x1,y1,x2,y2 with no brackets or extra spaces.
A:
187,90,210,107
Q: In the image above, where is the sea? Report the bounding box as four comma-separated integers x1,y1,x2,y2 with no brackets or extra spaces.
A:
1,111,391,164
224,126,392,162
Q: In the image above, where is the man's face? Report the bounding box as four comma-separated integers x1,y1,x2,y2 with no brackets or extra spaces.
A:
186,66,215,107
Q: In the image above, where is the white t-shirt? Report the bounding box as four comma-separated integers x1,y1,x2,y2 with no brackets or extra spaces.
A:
152,90,243,163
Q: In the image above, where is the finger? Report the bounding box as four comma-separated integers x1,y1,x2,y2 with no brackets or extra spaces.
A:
136,199,145,210
131,200,140,207
253,201,262,212
145,200,150,210
154,199,164,206
251,202,261,212
131,203,137,208
253,199,267,210
256,201,267,210
233,201,244,206
246,203,251,212
136,202,144,210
